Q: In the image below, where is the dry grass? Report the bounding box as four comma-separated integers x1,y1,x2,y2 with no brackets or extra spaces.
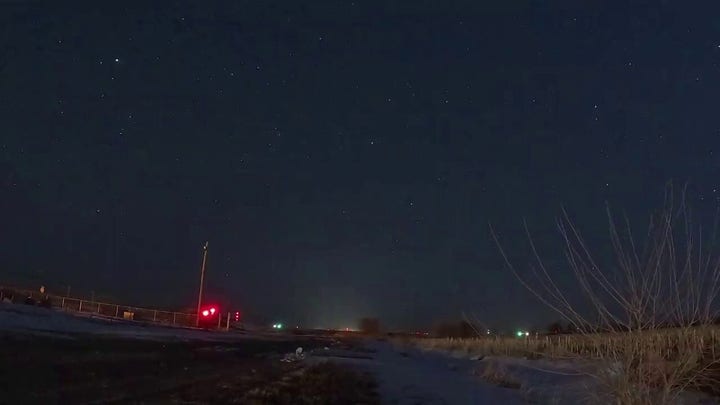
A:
416,327,720,361
411,327,720,403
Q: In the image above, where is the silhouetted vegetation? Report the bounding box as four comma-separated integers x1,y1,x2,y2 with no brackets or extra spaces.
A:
547,321,563,334
432,320,477,338
359,317,381,335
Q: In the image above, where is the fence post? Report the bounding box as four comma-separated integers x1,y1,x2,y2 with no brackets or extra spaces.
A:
115,305,119,318
79,300,83,312
153,310,157,322
97,303,101,313
61,297,65,309
173,312,177,325
226,312,230,331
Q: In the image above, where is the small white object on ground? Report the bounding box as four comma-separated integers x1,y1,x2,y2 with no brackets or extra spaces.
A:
281,347,306,362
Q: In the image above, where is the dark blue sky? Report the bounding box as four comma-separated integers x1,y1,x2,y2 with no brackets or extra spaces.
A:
1,1,720,330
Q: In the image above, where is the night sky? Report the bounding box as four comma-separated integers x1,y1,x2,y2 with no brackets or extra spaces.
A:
2,1,720,331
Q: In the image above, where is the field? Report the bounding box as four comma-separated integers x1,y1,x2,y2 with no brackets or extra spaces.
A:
5,301,719,403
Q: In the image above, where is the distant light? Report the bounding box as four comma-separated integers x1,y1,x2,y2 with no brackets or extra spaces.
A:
202,310,210,317
516,331,524,337
209,307,216,315
525,331,530,337
114,58,120,63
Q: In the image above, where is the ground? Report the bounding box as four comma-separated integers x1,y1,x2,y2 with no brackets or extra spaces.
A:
0,304,593,404
0,333,382,404
0,304,379,404
4,304,715,404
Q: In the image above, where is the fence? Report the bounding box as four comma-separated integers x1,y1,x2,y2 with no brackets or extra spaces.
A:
0,285,200,328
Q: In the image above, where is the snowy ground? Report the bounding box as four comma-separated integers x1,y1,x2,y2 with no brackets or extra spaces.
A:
316,343,528,404
310,342,548,404
309,341,719,404
0,301,258,341
2,304,717,403
0,304,535,403
0,303,343,403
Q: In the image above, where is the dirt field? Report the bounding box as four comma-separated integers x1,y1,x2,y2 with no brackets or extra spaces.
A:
0,332,379,404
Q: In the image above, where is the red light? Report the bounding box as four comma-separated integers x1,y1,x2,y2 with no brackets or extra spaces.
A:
209,307,216,315
201,310,210,317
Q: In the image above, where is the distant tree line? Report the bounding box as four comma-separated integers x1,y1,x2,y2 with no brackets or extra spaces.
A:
359,317,381,335
432,320,477,338
546,321,577,335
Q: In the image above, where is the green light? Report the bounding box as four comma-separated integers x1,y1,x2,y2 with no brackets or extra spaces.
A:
277,323,283,329
516,331,523,337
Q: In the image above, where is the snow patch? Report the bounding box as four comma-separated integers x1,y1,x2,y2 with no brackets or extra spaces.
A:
0,302,249,342
310,341,527,404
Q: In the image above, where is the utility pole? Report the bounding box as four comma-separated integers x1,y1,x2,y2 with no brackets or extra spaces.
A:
195,241,209,327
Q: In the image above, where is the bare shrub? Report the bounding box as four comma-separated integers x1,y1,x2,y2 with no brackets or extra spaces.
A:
491,185,720,403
